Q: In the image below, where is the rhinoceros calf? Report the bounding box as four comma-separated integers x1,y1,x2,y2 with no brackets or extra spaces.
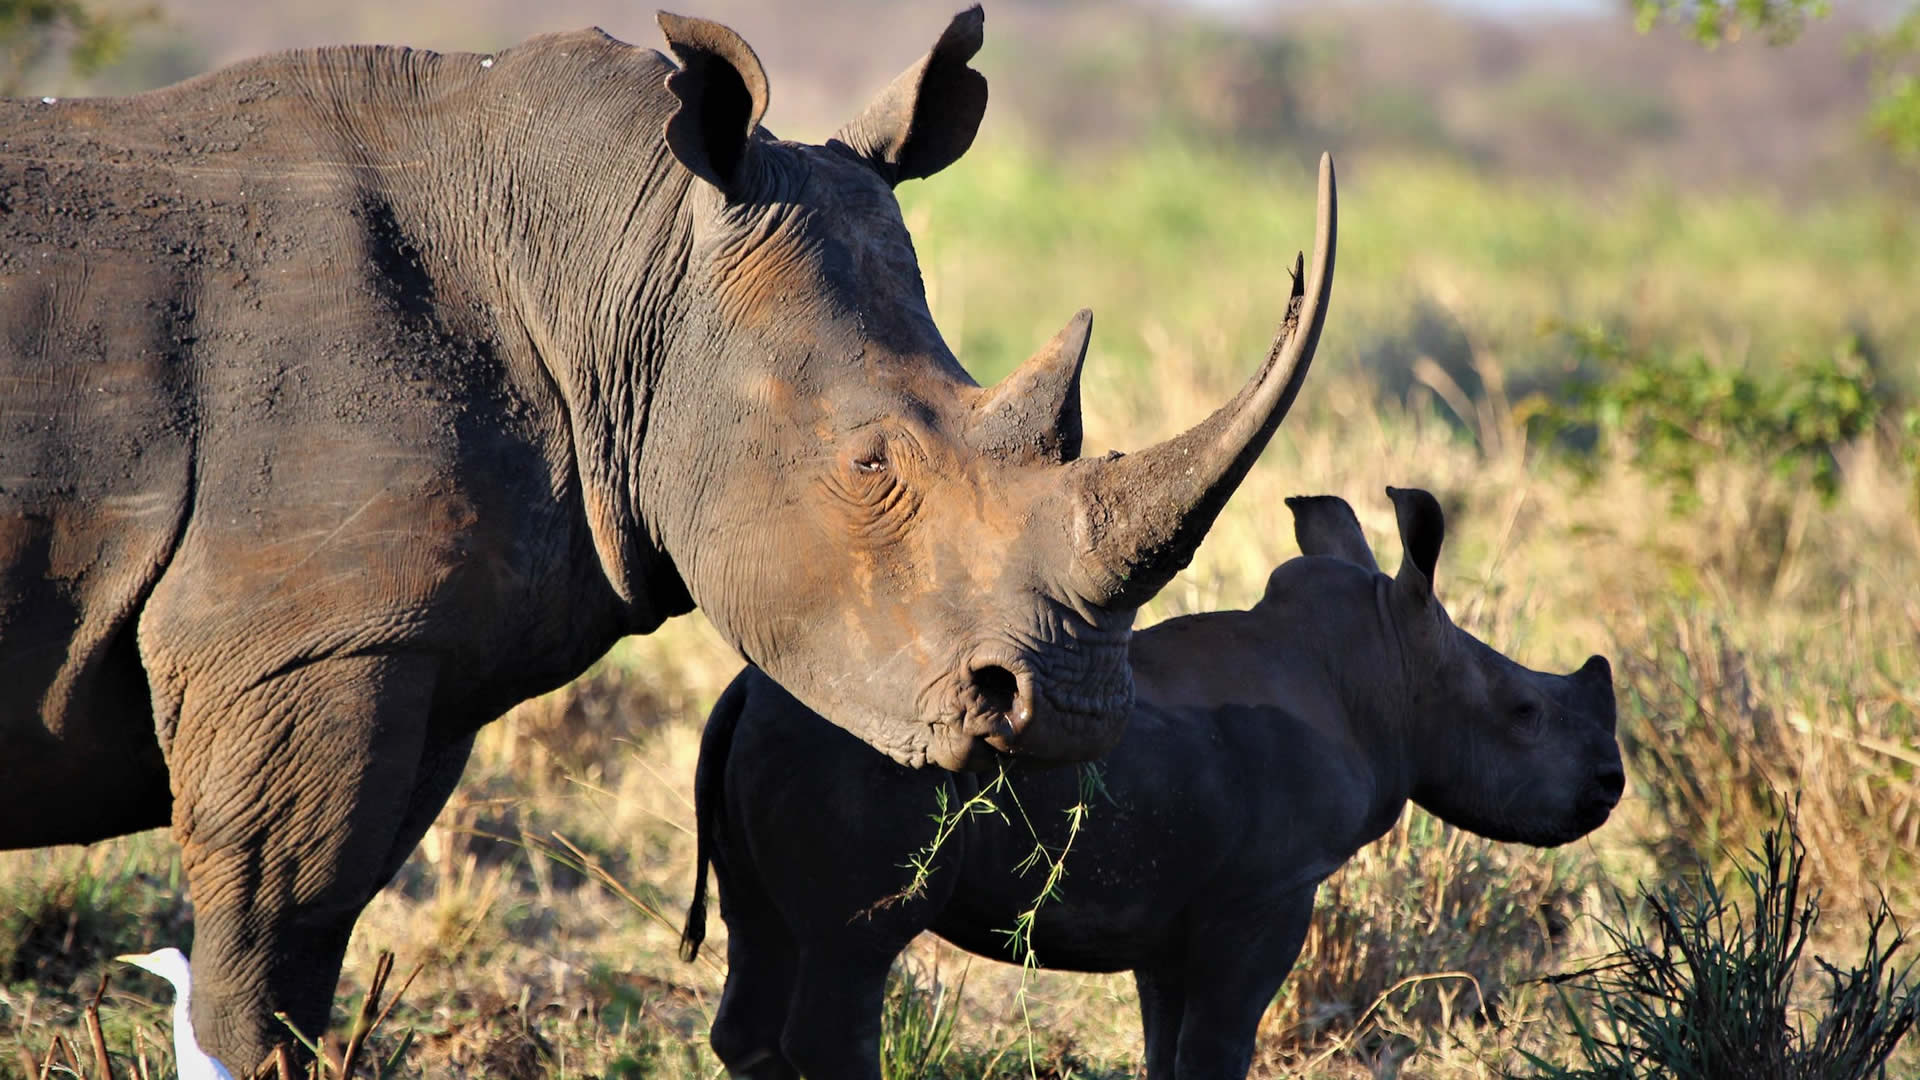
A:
681,487,1624,1080
0,4,1340,1067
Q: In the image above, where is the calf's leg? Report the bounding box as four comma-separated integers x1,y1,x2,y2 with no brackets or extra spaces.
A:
777,945,895,1080
1134,964,1187,1079
1171,893,1314,1078
165,653,438,1072
709,912,802,1080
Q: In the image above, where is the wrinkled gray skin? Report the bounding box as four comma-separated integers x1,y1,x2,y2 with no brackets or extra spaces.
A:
682,488,1625,1080
0,6,1340,1070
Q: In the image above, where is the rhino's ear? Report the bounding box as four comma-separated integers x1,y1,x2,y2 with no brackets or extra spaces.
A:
830,5,987,186
659,11,770,193
1386,486,1444,601
1285,495,1378,572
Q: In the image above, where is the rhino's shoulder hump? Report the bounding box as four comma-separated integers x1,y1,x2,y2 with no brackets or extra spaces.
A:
493,26,675,75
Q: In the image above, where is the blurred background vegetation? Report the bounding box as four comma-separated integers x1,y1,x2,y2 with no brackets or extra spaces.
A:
1,0,1916,1077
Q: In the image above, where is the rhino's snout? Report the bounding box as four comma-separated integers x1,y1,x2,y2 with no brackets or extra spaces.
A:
1578,759,1626,824
1577,653,1622,820
1564,659,1624,835
943,638,1132,766
1594,760,1626,803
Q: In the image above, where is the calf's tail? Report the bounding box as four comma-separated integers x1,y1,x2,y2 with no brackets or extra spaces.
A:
680,670,752,962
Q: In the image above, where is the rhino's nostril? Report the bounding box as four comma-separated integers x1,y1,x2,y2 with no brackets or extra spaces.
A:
1595,764,1626,801
970,664,1020,719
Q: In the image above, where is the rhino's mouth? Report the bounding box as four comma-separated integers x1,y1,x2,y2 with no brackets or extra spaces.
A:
1485,778,1622,848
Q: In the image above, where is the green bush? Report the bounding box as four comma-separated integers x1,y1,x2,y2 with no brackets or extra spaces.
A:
0,0,155,95
1536,328,1888,506
1523,815,1919,1079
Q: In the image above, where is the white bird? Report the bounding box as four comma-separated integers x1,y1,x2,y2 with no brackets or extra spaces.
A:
117,948,237,1080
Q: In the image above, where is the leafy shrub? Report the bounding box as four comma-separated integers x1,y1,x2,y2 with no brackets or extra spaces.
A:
1523,815,1919,1079
1535,328,1886,507
1631,0,1920,161
1865,10,1920,161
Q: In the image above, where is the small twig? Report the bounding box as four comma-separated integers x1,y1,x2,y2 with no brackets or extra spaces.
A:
85,973,116,1080
367,958,425,1042
1299,970,1486,1074
133,1026,151,1080
274,1043,296,1080
864,774,1008,917
336,952,394,1080
613,736,702,820
34,1031,58,1080
57,1035,85,1078
271,1012,332,1073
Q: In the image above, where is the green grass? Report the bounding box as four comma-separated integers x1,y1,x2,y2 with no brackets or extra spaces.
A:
901,142,1920,398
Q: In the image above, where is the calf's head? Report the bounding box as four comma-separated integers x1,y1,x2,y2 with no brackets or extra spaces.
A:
1276,489,1623,845
647,9,1337,770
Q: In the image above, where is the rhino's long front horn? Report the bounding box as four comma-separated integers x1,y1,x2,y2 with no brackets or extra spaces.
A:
1071,152,1337,609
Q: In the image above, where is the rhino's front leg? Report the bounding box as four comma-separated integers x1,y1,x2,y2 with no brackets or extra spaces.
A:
1134,965,1187,1079
1171,890,1314,1079
166,653,438,1072
777,945,894,1080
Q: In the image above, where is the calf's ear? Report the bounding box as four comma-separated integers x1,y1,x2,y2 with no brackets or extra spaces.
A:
1386,486,1444,602
659,11,771,194
1284,495,1379,571
831,5,988,185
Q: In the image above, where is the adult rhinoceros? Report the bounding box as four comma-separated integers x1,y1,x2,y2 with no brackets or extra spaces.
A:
0,5,1335,1069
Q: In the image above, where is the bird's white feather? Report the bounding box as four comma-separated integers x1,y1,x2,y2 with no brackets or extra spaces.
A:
117,948,236,1080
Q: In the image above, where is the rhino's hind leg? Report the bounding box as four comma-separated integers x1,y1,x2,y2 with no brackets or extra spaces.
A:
166,653,439,1073
709,915,801,1080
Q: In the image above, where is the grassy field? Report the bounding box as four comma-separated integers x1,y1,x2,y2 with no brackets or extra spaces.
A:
2,138,1916,1078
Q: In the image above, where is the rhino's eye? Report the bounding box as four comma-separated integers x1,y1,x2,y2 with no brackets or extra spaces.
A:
845,428,891,475
1511,700,1545,737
